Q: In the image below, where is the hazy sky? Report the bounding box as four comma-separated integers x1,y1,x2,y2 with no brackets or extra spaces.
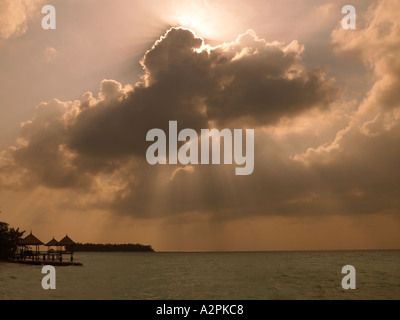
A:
1,0,399,251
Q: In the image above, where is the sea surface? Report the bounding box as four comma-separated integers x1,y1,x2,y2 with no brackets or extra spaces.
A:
0,250,399,300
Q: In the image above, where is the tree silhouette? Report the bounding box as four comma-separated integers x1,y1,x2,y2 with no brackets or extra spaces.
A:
0,221,25,260
67,243,154,252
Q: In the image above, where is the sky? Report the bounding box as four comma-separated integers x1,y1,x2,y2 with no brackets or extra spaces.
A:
0,0,399,251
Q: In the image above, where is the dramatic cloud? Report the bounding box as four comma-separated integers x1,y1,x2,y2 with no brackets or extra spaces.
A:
291,0,400,214
1,0,400,225
0,27,339,218
0,0,43,42
68,28,338,160
332,0,400,114
301,0,400,169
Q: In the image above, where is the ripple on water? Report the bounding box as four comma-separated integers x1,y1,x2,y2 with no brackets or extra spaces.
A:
1,251,400,300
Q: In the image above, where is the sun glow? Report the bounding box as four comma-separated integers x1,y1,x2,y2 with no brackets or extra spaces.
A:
168,1,229,39
178,13,212,37
153,0,247,41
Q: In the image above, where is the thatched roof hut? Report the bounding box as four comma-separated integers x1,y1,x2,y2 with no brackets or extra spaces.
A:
58,235,75,246
19,232,44,246
45,237,59,247
18,232,43,259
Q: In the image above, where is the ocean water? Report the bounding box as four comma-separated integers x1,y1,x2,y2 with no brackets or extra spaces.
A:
0,251,399,300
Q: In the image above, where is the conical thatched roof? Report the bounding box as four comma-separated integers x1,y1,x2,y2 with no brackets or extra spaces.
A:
45,237,59,247
19,232,44,246
58,235,75,246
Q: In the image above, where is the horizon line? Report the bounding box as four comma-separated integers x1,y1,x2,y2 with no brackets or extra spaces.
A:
146,248,400,253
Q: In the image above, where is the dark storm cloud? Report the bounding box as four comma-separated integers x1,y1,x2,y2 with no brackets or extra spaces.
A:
68,28,338,159
205,32,338,126
8,27,336,189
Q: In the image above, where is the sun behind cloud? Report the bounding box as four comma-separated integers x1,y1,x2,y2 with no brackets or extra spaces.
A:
165,0,238,40
178,12,213,37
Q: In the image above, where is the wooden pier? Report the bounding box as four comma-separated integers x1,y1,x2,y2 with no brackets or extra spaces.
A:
10,250,82,266
13,232,83,266
8,258,83,267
